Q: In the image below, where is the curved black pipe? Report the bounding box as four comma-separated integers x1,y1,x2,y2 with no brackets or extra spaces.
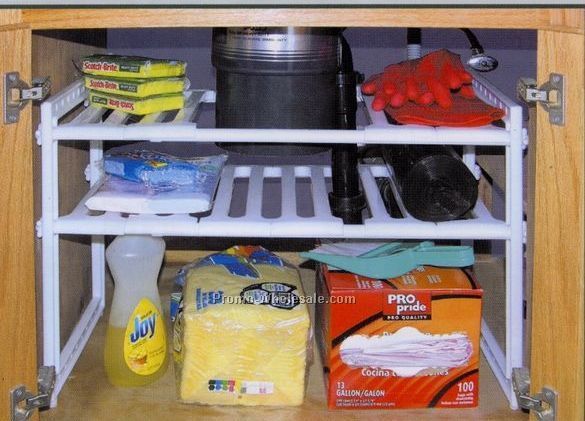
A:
460,28,484,53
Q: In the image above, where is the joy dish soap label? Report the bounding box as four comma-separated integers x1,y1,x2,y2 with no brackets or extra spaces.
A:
124,298,167,375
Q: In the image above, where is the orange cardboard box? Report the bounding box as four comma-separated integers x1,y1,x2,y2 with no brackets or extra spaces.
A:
316,264,482,409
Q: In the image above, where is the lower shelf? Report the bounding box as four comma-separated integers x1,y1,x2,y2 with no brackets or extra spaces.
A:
54,164,508,240
41,255,525,420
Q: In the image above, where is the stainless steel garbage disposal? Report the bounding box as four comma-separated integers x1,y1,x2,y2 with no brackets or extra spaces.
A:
212,27,341,155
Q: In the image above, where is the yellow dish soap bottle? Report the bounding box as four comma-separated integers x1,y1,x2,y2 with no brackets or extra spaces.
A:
104,235,168,386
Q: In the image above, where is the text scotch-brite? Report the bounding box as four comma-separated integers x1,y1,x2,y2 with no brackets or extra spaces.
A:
173,246,311,406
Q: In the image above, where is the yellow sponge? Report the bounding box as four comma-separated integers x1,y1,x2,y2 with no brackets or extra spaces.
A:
81,54,186,79
85,75,186,98
174,246,311,406
89,91,184,115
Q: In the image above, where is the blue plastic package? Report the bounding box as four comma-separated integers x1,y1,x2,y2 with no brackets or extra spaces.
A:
104,150,227,191
85,150,227,214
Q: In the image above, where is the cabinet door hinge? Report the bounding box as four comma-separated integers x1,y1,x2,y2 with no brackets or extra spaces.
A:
10,366,55,421
3,72,51,124
512,367,558,421
517,73,564,126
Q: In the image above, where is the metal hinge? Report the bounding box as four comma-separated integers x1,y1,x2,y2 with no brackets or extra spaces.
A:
3,72,51,124
512,367,557,421
517,73,565,126
10,366,55,421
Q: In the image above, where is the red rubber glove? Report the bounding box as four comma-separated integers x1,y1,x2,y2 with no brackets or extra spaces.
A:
414,49,474,108
361,49,474,110
385,91,505,127
361,60,416,111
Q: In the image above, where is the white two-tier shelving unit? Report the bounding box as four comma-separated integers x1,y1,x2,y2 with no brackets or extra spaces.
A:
39,74,525,408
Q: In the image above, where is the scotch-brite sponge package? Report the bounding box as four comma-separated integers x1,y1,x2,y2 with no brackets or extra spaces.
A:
81,54,186,78
89,91,184,115
85,75,186,98
173,246,311,406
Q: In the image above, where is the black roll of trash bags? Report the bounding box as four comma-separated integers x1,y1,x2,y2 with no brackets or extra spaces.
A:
382,145,479,222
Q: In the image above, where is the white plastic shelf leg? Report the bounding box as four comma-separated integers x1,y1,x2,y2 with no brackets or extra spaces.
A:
89,138,106,313
504,103,525,409
479,95,524,410
40,101,61,401
41,99,108,407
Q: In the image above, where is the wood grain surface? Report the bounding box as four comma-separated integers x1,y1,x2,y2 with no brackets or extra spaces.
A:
21,8,584,33
0,9,21,26
0,25,38,421
531,29,584,421
548,9,585,34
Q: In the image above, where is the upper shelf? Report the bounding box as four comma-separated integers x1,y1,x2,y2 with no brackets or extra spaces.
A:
41,74,522,148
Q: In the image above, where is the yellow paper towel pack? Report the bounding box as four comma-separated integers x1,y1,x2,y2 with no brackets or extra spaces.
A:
173,246,311,406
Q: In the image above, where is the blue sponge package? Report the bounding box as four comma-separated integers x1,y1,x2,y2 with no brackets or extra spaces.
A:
104,150,226,191
86,150,227,214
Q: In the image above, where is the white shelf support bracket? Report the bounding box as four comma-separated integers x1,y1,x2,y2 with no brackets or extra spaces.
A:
462,145,481,180
35,220,42,239
201,90,216,103
522,128,529,150
35,127,42,146
473,164,482,180
84,164,91,182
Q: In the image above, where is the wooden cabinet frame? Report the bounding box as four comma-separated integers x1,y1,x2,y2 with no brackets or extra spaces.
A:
1,8,582,421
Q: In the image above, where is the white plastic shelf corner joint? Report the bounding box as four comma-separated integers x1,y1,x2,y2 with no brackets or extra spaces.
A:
39,73,524,409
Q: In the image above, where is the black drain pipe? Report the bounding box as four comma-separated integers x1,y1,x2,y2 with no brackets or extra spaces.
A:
329,34,365,224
